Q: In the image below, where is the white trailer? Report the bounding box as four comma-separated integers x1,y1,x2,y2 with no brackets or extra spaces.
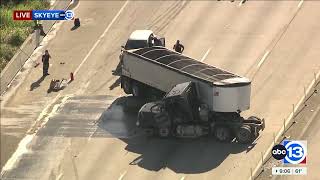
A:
121,46,250,113
120,46,264,143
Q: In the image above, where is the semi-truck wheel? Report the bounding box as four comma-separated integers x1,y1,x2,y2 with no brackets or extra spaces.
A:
236,125,253,144
145,128,155,136
122,77,132,94
158,127,170,138
214,126,232,142
132,82,141,97
248,116,261,122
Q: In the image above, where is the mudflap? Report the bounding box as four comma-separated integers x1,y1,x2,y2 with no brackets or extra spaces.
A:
242,116,265,140
260,118,265,131
254,118,265,132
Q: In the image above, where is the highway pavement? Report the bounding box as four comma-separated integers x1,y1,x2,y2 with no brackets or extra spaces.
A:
256,81,319,180
1,1,320,180
277,94,320,180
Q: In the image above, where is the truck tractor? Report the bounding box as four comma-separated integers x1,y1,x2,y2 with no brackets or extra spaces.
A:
118,31,265,143
137,81,264,143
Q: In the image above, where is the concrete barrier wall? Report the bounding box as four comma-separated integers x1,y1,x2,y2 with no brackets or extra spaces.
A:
0,0,75,95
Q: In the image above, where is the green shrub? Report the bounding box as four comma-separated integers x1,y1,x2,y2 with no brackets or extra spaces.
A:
0,0,49,71
0,44,17,61
8,28,28,46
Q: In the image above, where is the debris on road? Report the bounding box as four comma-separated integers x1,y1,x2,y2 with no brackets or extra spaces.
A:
48,78,68,93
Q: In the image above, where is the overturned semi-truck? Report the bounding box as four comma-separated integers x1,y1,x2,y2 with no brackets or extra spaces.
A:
119,46,264,143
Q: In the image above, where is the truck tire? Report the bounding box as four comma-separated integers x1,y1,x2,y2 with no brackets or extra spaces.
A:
132,82,140,97
145,128,155,136
236,125,253,144
248,116,261,122
214,126,233,142
158,127,170,138
122,77,132,94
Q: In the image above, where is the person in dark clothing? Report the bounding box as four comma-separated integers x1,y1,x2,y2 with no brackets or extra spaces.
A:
173,40,184,53
42,50,51,76
34,20,46,36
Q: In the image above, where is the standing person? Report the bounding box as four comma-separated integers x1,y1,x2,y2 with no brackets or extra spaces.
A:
34,20,46,36
173,40,184,53
42,50,51,76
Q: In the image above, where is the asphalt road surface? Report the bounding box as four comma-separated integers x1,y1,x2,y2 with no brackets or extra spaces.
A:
1,1,320,180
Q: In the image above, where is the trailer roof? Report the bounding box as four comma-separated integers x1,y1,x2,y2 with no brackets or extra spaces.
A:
130,47,240,84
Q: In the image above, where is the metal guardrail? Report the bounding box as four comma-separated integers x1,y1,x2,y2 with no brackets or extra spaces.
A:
0,0,74,95
249,69,320,180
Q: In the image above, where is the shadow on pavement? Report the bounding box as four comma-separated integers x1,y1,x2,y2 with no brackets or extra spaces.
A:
124,137,255,174
30,76,46,91
109,77,121,90
70,25,80,31
36,95,255,174
96,96,255,174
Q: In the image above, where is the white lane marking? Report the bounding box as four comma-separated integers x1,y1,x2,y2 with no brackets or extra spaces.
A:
1,95,70,175
298,0,304,8
238,0,245,7
250,70,320,180
73,0,129,75
57,173,64,180
2,1,128,175
257,51,269,68
1,135,33,173
180,176,186,180
72,1,81,11
200,48,212,62
118,171,127,180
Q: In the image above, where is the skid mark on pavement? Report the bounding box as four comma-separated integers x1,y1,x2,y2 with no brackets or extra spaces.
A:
1,95,70,176
74,0,129,75
1,95,130,179
2,1,130,175
149,1,189,34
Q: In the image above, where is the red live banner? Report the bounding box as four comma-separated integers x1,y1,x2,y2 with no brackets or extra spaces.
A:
13,10,32,20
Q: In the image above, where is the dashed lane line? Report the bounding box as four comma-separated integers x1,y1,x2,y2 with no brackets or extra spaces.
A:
200,48,212,62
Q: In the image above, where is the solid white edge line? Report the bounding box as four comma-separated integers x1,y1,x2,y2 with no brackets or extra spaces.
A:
298,0,304,8
257,51,270,68
250,70,320,180
1,135,33,173
74,0,129,75
118,171,127,180
1,95,70,175
1,1,129,176
200,48,212,62
239,0,245,7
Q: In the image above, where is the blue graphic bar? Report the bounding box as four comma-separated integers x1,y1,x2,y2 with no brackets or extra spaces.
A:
32,10,73,20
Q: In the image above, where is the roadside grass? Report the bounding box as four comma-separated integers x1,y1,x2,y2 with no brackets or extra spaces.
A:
0,0,50,71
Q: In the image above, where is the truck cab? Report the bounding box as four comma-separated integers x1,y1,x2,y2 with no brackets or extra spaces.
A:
122,30,165,50
136,81,265,142
137,82,207,137
115,30,166,76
